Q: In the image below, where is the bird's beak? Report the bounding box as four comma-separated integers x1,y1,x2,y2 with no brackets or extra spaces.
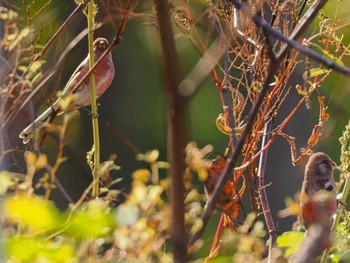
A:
332,162,336,168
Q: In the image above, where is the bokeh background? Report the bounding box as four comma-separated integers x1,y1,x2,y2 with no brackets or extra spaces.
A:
2,0,350,252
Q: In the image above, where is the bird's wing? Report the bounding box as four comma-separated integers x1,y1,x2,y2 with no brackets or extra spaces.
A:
62,56,89,95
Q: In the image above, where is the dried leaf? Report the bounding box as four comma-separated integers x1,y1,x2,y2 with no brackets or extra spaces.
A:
317,95,329,122
308,124,322,147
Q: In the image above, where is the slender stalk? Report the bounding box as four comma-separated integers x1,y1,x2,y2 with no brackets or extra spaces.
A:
227,0,350,75
188,60,278,247
155,1,188,262
257,121,277,262
87,1,100,198
33,1,90,62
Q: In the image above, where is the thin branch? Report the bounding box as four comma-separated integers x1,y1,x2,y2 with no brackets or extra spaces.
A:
33,1,89,62
257,121,277,261
188,57,278,247
87,0,99,198
276,0,328,59
228,0,350,75
155,1,188,262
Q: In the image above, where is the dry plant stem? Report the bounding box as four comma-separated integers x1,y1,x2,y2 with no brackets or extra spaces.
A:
230,0,327,183
155,1,188,262
188,59,278,247
32,1,89,62
228,0,350,75
44,115,69,200
320,173,350,262
208,214,225,258
87,0,100,198
257,121,277,261
233,0,327,176
276,0,328,59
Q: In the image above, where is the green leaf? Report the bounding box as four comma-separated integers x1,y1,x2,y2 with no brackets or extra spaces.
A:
65,199,115,239
309,68,329,77
5,237,75,262
277,231,304,256
312,44,344,66
3,194,61,230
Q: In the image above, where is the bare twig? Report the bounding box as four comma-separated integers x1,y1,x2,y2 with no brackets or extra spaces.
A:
228,0,350,75
155,1,188,262
188,57,278,247
252,1,328,259
33,1,89,62
257,121,277,261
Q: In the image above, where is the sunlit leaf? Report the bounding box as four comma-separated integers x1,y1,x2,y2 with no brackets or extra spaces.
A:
24,151,37,166
9,27,32,51
309,68,329,77
277,231,303,256
147,149,159,162
132,169,150,183
5,237,75,262
157,161,170,169
3,195,60,230
30,71,43,86
35,154,48,170
129,179,148,205
312,43,344,66
65,200,114,238
190,218,203,234
147,185,163,204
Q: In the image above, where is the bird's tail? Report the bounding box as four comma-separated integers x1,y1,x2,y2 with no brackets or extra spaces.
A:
19,107,55,144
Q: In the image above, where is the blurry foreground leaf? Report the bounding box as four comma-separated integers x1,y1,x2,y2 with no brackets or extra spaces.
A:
115,203,139,226
65,199,115,239
3,194,60,230
277,231,304,256
5,237,75,263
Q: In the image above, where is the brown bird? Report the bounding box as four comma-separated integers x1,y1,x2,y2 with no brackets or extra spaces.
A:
300,152,337,228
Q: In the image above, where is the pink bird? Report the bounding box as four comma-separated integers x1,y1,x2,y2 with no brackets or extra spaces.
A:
19,37,115,144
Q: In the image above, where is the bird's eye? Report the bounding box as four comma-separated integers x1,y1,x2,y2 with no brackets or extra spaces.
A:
322,159,331,165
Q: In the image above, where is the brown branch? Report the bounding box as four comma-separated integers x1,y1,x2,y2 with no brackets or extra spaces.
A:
155,1,188,262
228,0,350,75
188,57,278,247
33,1,89,62
256,122,277,259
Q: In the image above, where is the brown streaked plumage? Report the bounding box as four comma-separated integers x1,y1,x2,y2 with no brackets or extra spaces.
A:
300,152,337,228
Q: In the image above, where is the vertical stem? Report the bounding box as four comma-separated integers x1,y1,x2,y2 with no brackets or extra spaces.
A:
155,1,188,262
257,121,277,262
87,1,100,198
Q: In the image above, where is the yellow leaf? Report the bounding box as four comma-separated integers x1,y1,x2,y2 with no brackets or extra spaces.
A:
35,154,47,170
24,151,36,166
132,169,150,183
3,195,60,230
